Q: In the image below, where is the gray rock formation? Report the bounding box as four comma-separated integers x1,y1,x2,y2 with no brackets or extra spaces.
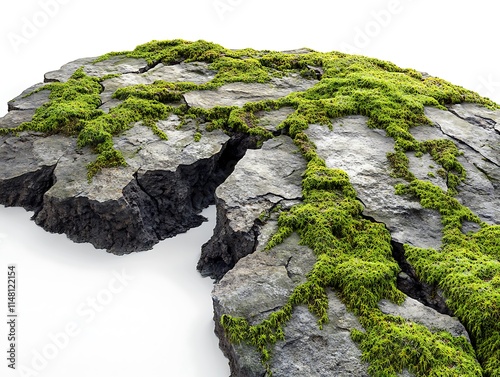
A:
1,55,248,253
0,111,235,253
379,297,469,340
421,105,500,225
305,116,443,250
213,228,371,376
184,74,315,108
198,136,305,280
210,120,475,377
1,49,498,377
44,55,150,82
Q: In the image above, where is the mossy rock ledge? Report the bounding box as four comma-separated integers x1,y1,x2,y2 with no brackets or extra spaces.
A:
1,40,499,376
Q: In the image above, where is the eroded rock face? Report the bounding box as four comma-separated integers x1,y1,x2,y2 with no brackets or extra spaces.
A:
213,228,371,377
210,121,475,376
0,55,241,254
1,51,499,377
0,52,319,256
198,136,305,280
421,105,500,225
44,56,150,82
0,114,234,253
379,297,469,340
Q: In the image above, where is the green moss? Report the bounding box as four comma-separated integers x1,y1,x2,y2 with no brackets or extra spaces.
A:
93,40,498,376
387,151,415,181
94,39,227,65
1,68,103,136
222,139,481,375
222,149,405,374
190,42,498,376
0,68,172,179
398,179,500,376
10,38,493,182
352,313,482,376
3,41,499,375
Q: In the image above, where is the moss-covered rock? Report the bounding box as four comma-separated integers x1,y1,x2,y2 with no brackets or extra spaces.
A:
0,39,499,376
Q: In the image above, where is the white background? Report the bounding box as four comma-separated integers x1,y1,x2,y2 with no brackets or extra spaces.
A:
0,1,499,377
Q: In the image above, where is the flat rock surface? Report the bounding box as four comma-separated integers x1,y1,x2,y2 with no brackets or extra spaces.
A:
99,62,216,111
414,105,500,225
184,74,316,108
213,230,370,377
379,297,470,340
44,56,150,82
305,117,443,250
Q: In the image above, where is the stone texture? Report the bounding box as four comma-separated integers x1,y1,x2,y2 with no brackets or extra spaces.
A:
198,136,305,280
213,229,369,377
99,62,216,112
271,294,369,377
305,116,443,250
255,107,295,133
0,109,36,130
425,106,499,167
8,84,50,111
379,297,470,340
44,56,149,82
0,106,240,253
414,105,500,225
184,74,317,109
2,52,499,377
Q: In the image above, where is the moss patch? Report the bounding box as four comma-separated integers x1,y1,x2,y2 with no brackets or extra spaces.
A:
0,68,171,180
1,39,499,375
3,39,497,182
221,141,483,376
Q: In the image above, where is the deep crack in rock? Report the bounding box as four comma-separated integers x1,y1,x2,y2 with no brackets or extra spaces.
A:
391,240,452,316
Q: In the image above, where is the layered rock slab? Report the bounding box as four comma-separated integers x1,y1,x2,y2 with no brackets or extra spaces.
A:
0,112,234,253
198,136,305,280
184,74,316,109
208,127,471,376
0,56,244,254
213,227,371,377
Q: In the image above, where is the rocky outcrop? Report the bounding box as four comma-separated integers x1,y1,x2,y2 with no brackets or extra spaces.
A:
213,227,371,377
198,136,305,280
210,117,477,376
1,42,499,377
305,116,443,250
420,105,500,225
0,112,237,253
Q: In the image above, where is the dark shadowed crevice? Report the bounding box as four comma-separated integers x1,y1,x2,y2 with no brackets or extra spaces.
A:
359,210,453,315
1,131,259,255
391,240,453,316
447,107,497,131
